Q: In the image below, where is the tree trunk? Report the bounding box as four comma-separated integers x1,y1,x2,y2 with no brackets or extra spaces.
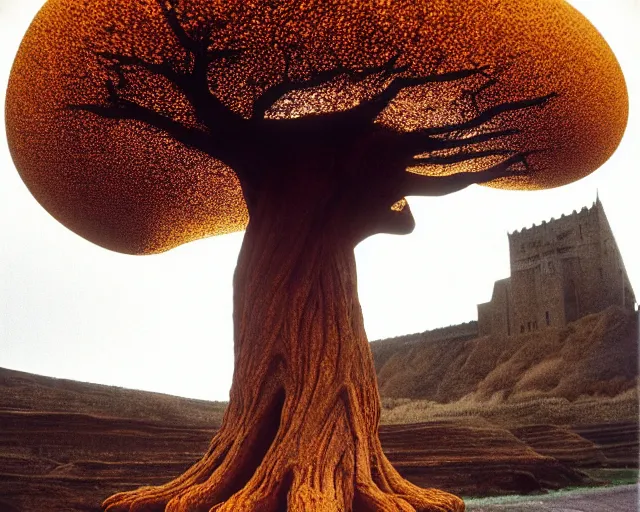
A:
103,182,464,512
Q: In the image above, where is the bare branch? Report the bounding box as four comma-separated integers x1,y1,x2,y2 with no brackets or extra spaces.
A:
156,1,243,129
355,65,491,122
461,77,498,113
98,51,180,83
423,93,558,136
67,95,222,160
403,152,534,196
89,0,245,135
404,128,521,154
412,148,513,166
250,53,491,124
251,53,409,121
158,0,197,53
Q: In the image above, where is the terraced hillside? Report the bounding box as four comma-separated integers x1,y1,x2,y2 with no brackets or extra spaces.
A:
1,368,637,511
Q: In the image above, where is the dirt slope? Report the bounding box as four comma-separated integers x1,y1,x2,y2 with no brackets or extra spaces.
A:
0,366,635,510
0,410,592,511
371,306,638,403
0,367,225,428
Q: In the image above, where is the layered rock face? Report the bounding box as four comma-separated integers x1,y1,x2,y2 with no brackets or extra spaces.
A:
0,410,589,511
1,403,637,511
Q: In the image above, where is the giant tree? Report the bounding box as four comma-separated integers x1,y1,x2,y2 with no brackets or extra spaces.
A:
5,0,627,510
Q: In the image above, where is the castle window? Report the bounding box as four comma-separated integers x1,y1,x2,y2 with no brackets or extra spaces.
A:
520,325,525,333
579,224,583,239
545,311,550,325
533,320,538,330
599,267,603,279
527,322,531,331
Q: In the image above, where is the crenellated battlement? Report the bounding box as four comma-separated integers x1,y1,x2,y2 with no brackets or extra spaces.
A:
509,201,600,240
478,197,636,339
506,199,608,272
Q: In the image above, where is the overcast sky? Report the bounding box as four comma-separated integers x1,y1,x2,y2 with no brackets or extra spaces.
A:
1,0,638,401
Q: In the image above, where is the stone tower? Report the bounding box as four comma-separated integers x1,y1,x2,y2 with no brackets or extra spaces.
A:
477,197,636,338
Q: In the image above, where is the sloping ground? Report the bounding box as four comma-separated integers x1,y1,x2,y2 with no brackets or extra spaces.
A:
379,388,639,428
510,425,607,468
379,420,587,497
0,409,591,511
0,410,215,466
1,317,636,512
0,409,211,511
372,306,638,404
571,421,640,468
0,367,225,428
0,368,636,510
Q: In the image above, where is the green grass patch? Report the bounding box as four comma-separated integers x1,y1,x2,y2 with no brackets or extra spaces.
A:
581,468,639,486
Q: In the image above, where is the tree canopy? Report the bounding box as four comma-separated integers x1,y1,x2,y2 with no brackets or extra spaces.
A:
6,0,628,254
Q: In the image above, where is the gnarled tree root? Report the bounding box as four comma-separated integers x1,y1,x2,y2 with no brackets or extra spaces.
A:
104,450,463,512
103,389,464,512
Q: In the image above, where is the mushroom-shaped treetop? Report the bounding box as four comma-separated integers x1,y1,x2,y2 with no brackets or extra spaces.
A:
6,0,627,255
4,1,629,511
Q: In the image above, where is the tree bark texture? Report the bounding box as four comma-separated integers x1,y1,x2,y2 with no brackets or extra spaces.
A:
103,174,464,512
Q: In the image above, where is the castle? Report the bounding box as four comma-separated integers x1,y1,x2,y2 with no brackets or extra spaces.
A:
373,197,636,347
477,196,636,338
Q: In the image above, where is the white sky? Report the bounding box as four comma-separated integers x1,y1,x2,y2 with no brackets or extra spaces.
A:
1,0,638,401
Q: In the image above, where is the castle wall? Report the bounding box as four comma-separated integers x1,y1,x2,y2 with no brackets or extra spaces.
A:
376,200,636,351
509,265,565,334
510,267,540,333
477,278,512,337
597,209,636,310
477,302,492,337
477,199,636,338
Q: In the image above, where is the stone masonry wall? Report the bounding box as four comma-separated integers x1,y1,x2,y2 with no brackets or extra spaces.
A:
477,199,636,338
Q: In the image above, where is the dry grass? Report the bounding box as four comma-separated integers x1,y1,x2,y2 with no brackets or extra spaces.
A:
373,306,638,407
380,386,639,428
